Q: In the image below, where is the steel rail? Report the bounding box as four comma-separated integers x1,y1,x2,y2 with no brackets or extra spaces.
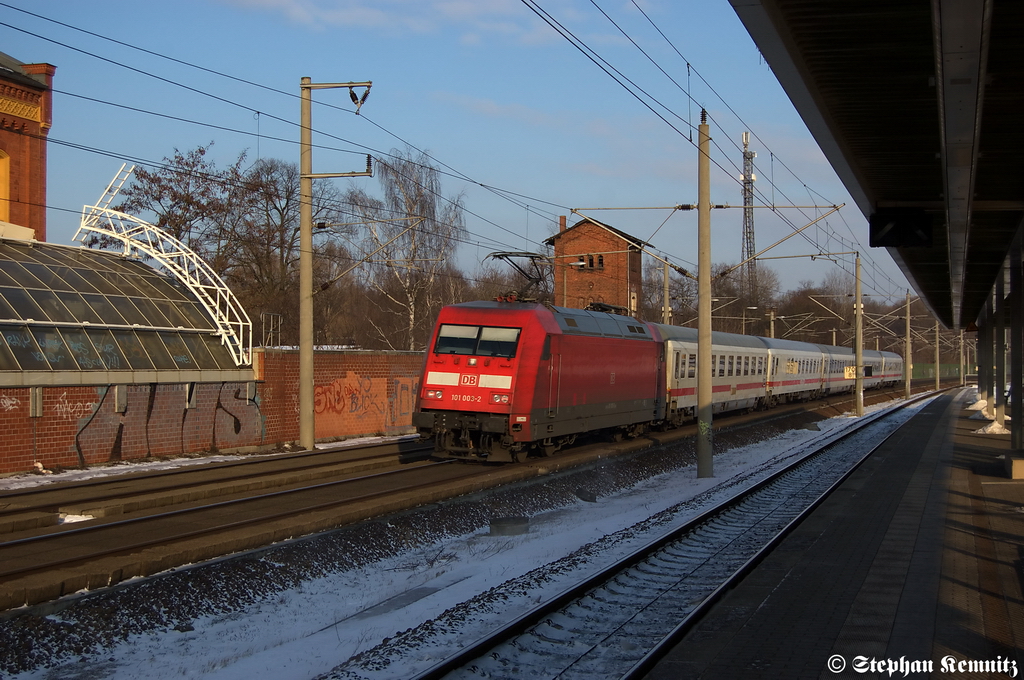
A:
0,440,431,512
0,458,462,584
618,388,958,679
409,387,953,680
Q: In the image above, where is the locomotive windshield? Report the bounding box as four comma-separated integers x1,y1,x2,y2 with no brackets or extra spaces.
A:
435,324,521,358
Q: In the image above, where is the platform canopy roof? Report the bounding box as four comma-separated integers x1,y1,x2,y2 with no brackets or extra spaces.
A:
730,0,1024,329
0,237,252,386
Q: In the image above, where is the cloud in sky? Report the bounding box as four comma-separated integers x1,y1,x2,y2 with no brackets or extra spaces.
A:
224,0,551,41
223,0,626,47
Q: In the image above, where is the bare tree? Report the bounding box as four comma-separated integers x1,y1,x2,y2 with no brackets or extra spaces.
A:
344,148,467,350
466,261,524,301
223,158,349,345
113,143,246,263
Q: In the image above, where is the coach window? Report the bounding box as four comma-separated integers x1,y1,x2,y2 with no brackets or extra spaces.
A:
727,355,733,377
674,351,681,379
719,355,726,377
710,355,716,376
742,356,748,376
688,353,696,379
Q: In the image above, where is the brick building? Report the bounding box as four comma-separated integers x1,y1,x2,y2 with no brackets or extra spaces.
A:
0,51,55,241
545,216,645,314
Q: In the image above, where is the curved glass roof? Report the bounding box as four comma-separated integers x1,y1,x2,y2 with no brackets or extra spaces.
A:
0,238,247,381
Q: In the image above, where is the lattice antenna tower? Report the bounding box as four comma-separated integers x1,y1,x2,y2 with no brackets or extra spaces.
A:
741,131,757,302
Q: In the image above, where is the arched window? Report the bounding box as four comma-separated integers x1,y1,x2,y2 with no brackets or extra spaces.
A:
598,255,604,268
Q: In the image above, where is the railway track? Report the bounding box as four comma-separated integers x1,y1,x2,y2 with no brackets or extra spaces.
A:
404,388,949,680
0,454,492,609
0,380,957,612
0,438,432,535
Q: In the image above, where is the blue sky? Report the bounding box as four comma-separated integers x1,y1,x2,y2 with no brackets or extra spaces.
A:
3,0,909,298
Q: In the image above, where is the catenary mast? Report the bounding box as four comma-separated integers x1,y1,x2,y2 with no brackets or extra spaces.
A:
741,132,757,301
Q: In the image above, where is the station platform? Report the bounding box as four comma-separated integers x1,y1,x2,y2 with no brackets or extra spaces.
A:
643,388,1024,679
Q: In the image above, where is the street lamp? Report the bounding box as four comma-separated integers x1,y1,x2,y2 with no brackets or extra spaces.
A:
742,306,758,334
560,257,586,307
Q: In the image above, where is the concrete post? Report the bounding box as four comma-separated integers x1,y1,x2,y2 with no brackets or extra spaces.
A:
663,261,671,324
959,329,965,387
299,77,314,450
1012,238,1023,449
905,291,912,399
996,266,1006,427
982,298,992,417
855,256,863,416
697,111,713,478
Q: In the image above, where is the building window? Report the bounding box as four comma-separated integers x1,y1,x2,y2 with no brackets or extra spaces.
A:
598,255,604,268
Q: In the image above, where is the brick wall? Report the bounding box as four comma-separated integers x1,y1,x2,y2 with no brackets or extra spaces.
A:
0,350,424,475
254,348,424,444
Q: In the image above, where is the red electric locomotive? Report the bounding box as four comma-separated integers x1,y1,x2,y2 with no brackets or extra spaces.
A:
415,301,904,461
412,301,664,461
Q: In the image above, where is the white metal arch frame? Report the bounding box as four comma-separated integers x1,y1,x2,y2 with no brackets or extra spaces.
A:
74,165,253,367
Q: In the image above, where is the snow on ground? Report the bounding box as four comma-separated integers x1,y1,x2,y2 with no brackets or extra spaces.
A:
5,396,939,680
0,435,420,492
975,421,1011,434
965,387,1014,433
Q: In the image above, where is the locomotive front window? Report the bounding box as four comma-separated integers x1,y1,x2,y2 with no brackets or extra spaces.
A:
435,325,479,354
477,327,520,357
435,324,521,358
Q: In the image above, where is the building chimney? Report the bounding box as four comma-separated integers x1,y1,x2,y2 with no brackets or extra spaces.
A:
559,215,566,232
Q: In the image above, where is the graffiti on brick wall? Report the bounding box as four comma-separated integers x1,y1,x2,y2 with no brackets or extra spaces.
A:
315,374,382,419
313,373,419,434
388,376,417,425
75,382,263,463
55,392,98,421
0,393,20,412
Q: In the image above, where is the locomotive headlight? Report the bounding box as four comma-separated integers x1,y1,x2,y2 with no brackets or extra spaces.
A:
426,389,444,399
491,393,510,404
